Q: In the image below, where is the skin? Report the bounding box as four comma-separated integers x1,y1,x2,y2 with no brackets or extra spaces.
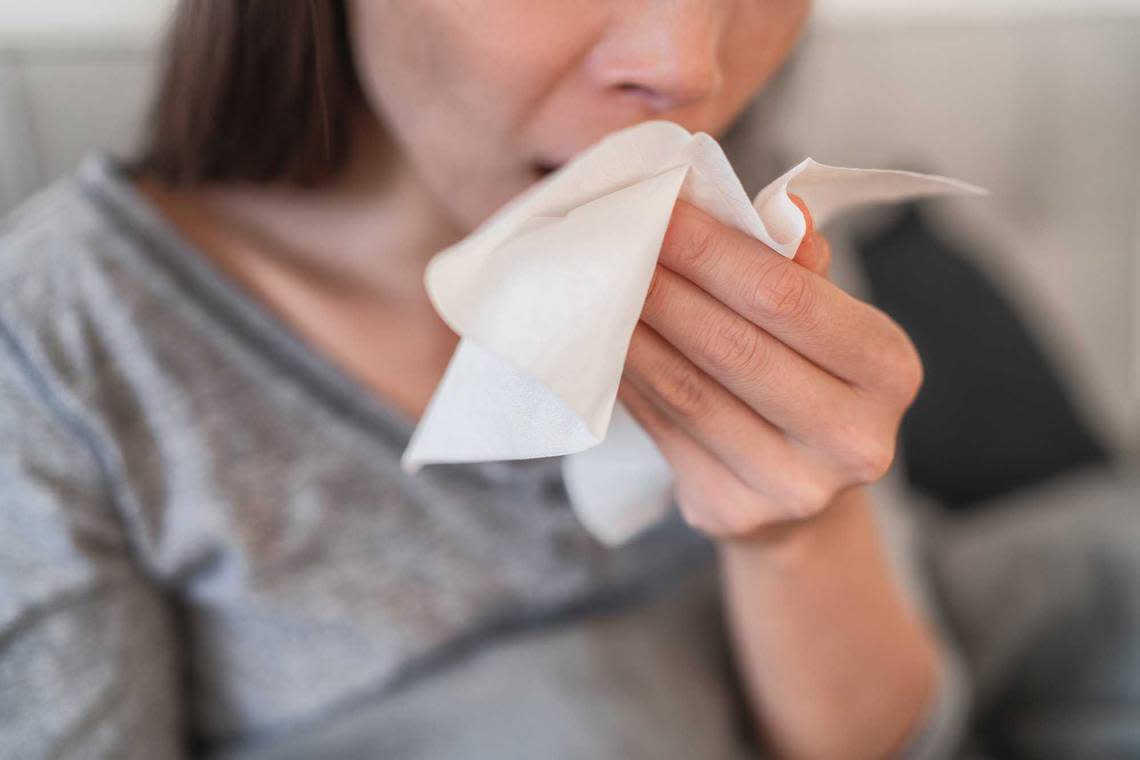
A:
139,1,940,757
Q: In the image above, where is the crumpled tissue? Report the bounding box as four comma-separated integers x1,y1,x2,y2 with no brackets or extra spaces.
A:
402,119,984,545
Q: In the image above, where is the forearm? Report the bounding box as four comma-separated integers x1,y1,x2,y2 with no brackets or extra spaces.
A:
719,487,940,760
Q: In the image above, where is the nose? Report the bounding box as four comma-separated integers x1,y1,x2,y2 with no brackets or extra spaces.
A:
587,2,725,112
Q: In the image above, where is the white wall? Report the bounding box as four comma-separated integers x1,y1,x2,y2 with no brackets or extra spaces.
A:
818,0,1140,20
0,0,174,47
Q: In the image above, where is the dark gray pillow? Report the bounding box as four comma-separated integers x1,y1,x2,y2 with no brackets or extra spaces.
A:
855,205,1111,509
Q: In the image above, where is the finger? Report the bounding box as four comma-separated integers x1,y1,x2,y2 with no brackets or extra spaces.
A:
617,376,796,536
624,322,835,516
659,199,914,392
789,194,831,277
815,234,832,277
641,263,863,447
788,194,824,276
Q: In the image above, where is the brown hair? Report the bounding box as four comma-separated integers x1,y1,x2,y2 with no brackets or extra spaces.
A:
137,0,361,187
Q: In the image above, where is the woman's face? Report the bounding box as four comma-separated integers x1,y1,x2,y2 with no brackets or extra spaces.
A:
348,1,811,232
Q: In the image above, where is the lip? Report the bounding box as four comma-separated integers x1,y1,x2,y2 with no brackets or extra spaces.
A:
531,159,565,179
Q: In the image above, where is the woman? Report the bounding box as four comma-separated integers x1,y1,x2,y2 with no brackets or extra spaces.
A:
0,2,965,758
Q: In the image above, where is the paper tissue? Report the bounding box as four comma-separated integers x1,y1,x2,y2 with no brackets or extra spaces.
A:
402,119,983,544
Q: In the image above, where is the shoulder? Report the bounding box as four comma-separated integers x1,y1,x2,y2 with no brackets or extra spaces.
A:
0,155,191,410
0,155,137,328
0,162,120,500
0,161,163,571
0,157,181,506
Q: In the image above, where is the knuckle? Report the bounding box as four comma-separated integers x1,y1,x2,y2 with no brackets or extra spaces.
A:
701,316,767,377
654,359,710,418
666,205,722,272
747,261,815,324
867,316,925,400
778,476,832,519
714,486,768,536
677,496,724,537
890,332,925,402
677,503,704,532
842,432,896,483
677,479,765,538
722,505,764,537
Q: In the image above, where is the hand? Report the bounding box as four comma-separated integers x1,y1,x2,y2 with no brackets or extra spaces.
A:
620,197,923,539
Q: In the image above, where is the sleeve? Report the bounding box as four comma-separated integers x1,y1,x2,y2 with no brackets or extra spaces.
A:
893,644,973,760
868,469,976,760
0,322,183,759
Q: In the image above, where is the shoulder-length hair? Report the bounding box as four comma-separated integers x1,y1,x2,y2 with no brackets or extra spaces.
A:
137,0,361,187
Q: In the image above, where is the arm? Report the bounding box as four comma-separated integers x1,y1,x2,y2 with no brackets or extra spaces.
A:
0,324,182,759
719,488,940,758
619,198,959,758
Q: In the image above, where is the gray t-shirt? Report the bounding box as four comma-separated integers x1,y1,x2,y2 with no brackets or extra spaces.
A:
0,155,966,759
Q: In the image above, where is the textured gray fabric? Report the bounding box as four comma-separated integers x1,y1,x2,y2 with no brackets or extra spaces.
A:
0,154,965,759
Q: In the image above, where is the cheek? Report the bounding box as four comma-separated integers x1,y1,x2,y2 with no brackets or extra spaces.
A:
346,1,808,231
720,1,811,104
347,1,581,230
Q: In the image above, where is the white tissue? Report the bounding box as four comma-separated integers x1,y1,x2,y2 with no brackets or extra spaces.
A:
402,119,983,545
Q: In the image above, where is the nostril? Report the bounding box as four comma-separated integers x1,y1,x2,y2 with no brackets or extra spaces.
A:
613,81,666,109
615,82,657,99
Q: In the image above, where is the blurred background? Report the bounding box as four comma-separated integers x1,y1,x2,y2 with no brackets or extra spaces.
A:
1,0,1138,477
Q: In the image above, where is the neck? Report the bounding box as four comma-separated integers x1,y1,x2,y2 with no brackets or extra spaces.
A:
195,116,467,306
134,116,470,420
